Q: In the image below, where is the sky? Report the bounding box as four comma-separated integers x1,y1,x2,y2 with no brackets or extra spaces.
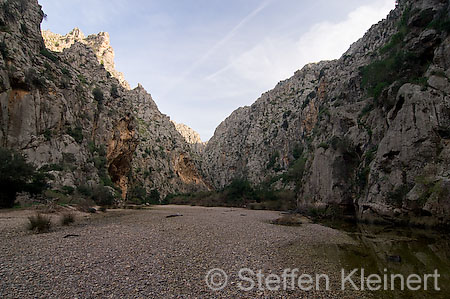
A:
39,0,395,141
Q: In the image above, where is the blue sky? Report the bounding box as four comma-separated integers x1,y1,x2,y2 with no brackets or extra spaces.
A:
39,0,395,141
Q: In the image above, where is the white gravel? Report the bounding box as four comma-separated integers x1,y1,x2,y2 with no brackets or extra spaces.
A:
0,205,371,298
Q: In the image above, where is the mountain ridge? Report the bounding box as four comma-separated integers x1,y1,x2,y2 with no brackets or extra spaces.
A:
202,0,450,226
1,0,449,227
0,0,209,203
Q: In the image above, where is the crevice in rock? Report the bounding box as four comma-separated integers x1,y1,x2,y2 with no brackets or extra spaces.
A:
436,126,450,139
383,150,400,159
106,115,138,199
391,95,405,120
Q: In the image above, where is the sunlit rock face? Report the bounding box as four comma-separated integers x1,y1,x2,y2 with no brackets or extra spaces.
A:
172,121,206,155
42,28,130,90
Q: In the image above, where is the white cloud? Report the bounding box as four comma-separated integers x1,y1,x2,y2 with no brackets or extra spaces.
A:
160,0,273,98
206,0,394,90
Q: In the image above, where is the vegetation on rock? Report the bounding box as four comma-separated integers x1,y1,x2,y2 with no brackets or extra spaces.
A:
0,148,49,208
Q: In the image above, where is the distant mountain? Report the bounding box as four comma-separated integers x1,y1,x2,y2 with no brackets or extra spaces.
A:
171,121,206,155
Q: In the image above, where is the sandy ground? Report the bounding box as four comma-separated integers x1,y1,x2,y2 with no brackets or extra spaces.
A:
0,205,371,298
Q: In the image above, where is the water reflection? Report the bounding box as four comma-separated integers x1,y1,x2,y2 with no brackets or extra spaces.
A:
322,222,450,298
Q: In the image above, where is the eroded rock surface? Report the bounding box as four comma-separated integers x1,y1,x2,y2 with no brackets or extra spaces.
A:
172,121,206,154
203,0,450,226
0,0,209,200
42,28,130,90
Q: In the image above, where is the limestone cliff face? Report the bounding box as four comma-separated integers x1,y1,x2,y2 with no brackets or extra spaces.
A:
42,28,130,90
0,0,208,199
172,121,206,154
203,0,450,226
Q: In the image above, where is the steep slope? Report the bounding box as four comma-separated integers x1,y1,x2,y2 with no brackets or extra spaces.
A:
42,28,130,90
0,0,209,200
172,121,206,155
203,0,450,226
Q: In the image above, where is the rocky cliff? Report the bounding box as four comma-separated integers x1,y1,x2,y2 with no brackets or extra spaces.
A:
172,121,206,155
203,0,450,226
0,0,209,200
42,28,130,90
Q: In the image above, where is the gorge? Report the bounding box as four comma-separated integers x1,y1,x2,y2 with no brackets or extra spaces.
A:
1,0,449,228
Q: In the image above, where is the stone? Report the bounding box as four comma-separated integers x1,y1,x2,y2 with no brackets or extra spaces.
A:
0,0,209,202
202,0,450,226
42,28,131,90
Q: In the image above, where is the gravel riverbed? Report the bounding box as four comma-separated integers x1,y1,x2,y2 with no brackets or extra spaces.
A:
0,205,370,298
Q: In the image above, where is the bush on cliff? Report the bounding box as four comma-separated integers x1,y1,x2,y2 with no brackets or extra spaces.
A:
0,147,48,208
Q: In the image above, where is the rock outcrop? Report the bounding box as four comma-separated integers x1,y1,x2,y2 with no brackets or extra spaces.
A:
203,0,450,227
172,121,206,154
2,0,449,226
0,0,209,200
42,28,130,90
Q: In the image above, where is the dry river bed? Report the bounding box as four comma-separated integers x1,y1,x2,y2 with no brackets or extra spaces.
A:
0,205,371,298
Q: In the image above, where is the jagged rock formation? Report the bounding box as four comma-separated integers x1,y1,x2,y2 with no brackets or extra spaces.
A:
203,0,450,226
172,121,206,154
0,0,209,199
42,28,130,90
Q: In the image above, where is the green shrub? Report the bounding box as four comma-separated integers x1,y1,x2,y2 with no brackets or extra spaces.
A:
110,84,119,98
78,74,87,85
61,213,75,225
0,147,48,208
66,126,83,143
359,103,374,118
40,48,58,62
356,166,371,190
0,41,8,59
330,136,355,153
267,151,280,170
379,31,406,55
147,189,160,204
427,10,450,33
292,144,303,160
307,206,328,218
318,142,329,150
27,213,51,233
62,186,75,195
39,163,63,172
42,129,52,141
283,156,307,183
361,6,431,103
387,184,411,207
20,23,28,34
25,68,46,88
92,185,115,206
93,87,104,103
129,185,146,203
89,144,114,188
77,185,93,197
24,172,50,196
223,179,254,203
44,190,69,203
61,67,71,78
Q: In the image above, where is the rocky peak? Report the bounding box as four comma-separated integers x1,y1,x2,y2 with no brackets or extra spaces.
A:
172,121,206,154
172,121,202,144
42,28,130,89
0,0,209,203
68,27,85,39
